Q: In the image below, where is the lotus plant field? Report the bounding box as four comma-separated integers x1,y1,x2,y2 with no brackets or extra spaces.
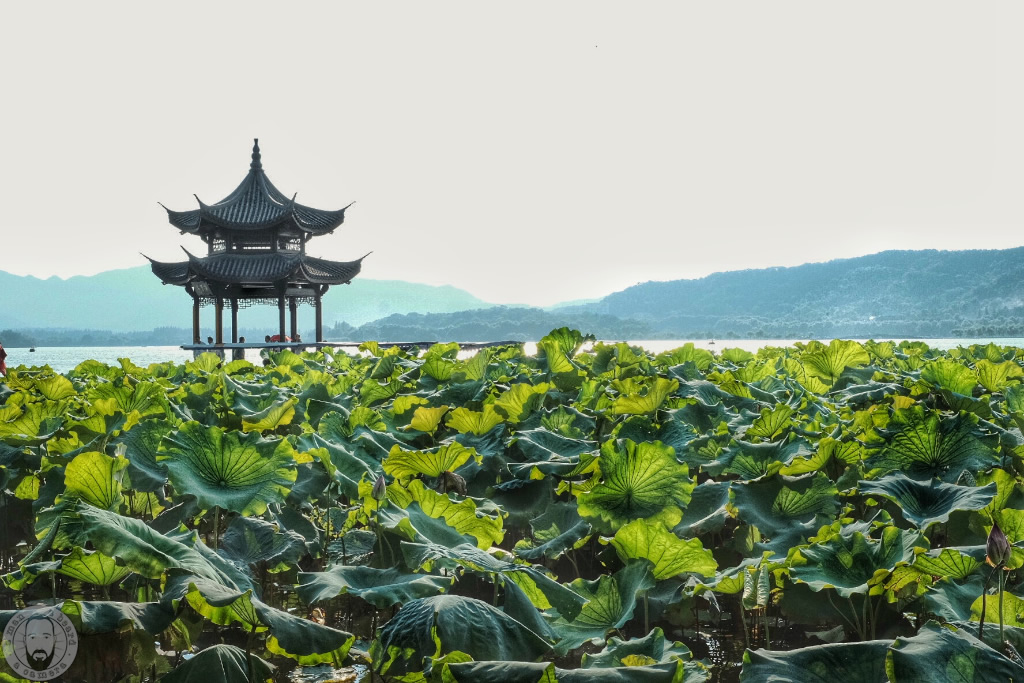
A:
4,331,1024,681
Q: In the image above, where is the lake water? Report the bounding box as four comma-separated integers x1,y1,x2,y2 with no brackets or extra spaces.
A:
4,338,1024,375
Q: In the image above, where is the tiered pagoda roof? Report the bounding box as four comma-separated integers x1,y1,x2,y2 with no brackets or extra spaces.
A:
148,139,364,297
162,140,352,238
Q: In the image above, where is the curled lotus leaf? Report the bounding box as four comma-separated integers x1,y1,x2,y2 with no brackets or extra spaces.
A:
610,519,717,580
858,474,996,530
740,639,891,682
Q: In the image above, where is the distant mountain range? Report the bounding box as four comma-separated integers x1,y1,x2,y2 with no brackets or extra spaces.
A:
0,266,491,333
4,247,1024,345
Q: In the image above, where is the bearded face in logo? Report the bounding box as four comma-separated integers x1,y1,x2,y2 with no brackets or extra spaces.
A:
23,615,56,671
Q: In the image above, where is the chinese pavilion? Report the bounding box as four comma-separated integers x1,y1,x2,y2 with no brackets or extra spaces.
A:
147,139,365,345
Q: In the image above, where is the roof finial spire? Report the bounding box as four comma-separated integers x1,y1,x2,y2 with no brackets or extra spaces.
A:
250,138,262,170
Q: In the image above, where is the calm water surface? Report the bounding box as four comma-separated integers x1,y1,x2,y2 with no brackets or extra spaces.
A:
5,338,1024,375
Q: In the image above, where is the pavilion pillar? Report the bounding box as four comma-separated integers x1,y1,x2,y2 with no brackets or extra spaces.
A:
231,298,239,343
192,297,200,343
289,298,298,341
215,297,224,345
315,292,323,343
278,295,287,341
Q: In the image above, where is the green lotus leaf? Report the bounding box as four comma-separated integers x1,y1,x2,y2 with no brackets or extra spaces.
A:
377,502,476,550
540,328,594,359
548,561,656,655
801,340,870,386
0,400,64,445
708,438,815,480
63,450,129,511
57,547,132,586
68,502,253,591
88,380,167,418
918,575,985,622
443,660,693,683
612,378,679,416
858,474,995,530
407,405,450,433
516,502,593,562
241,397,298,433
1,560,60,590
791,526,925,598
165,572,355,664
297,432,381,498
911,546,984,580
867,411,998,482
921,359,979,395
371,595,552,677
576,439,693,533
217,516,306,572
34,374,76,401
582,627,696,669
446,405,505,435
60,599,176,636
161,643,274,683
297,565,453,607
674,481,731,537
743,405,795,441
740,640,891,682
970,587,1024,628
610,519,717,580
255,600,355,666
401,541,586,620
383,479,504,549
493,382,553,423
513,429,596,466
730,472,838,554
110,418,172,492
657,343,715,372
976,359,1021,392
383,442,480,480
159,421,297,516
886,621,1024,682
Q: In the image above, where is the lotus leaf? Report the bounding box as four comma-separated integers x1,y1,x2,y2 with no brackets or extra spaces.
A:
68,502,254,591
867,411,998,482
111,418,172,492
161,644,274,683
383,442,480,480
731,472,838,554
576,439,693,533
740,639,890,682
858,474,996,530
494,382,553,423
62,450,128,511
801,340,870,387
610,519,716,580
297,565,453,607
57,547,132,586
445,660,696,682
516,502,593,562
371,595,552,676
911,546,984,580
886,621,1024,682
791,526,925,598
217,516,306,572
612,377,679,415
159,421,297,516
382,479,504,548
548,561,656,655
582,627,695,669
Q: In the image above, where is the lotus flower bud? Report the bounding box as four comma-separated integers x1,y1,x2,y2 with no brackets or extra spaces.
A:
372,474,388,502
987,520,1012,568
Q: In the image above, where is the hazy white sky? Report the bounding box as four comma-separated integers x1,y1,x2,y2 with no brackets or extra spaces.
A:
2,2,1022,306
